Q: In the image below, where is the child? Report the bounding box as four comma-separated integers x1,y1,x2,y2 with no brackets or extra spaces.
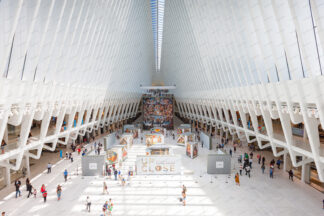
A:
33,188,37,198
121,176,126,186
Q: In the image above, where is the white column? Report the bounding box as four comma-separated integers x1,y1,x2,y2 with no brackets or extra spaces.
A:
301,157,305,182
301,156,310,183
5,160,10,187
4,125,8,143
25,156,30,177
283,152,287,171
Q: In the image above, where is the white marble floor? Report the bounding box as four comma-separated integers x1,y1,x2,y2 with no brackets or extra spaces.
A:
0,134,323,216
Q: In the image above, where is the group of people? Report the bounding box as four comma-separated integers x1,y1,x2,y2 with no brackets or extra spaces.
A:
102,198,113,216
94,142,103,155
14,179,63,203
233,144,298,186
14,178,37,199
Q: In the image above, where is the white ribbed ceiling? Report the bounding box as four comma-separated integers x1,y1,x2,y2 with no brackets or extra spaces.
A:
1,0,324,97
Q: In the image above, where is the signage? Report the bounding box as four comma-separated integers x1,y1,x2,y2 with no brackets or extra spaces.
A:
216,161,224,169
89,163,97,170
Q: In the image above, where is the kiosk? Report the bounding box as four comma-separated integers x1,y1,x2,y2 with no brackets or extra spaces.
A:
106,145,128,165
123,124,140,138
186,142,198,159
177,132,195,146
207,149,231,174
176,134,186,146
120,133,134,148
146,145,170,156
177,124,191,134
82,150,106,176
145,133,164,147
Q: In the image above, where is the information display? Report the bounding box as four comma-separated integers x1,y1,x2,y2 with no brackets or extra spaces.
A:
123,124,139,138
216,161,224,168
120,133,133,148
136,155,181,175
89,163,98,170
177,124,191,134
145,134,164,146
186,142,198,159
106,146,128,164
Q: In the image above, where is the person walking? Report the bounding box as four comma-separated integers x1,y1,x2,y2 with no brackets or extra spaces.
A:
276,159,281,169
108,198,113,215
182,185,187,194
262,156,265,166
235,173,240,186
1,140,6,154
57,185,62,201
245,165,251,178
60,149,63,158
86,196,91,212
103,182,109,194
288,169,294,181
233,146,236,153
257,154,261,164
121,175,126,186
229,149,232,157
94,142,97,154
261,164,265,174
26,178,30,191
270,167,274,179
108,167,111,179
239,164,243,176
249,158,253,168
26,182,33,198
118,170,121,180
103,201,109,215
64,169,68,182
182,190,186,206
114,169,118,181
47,162,52,174
40,184,47,202
249,152,253,159
14,179,21,198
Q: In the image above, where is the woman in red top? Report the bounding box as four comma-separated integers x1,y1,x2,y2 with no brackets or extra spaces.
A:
40,184,47,202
